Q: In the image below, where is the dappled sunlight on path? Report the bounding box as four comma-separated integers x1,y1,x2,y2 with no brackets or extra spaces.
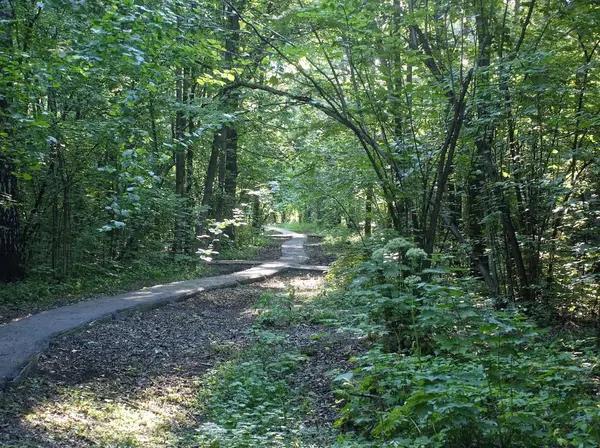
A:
0,274,325,447
0,228,310,389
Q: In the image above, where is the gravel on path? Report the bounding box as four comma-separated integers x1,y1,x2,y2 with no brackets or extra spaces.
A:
0,228,308,390
0,273,358,448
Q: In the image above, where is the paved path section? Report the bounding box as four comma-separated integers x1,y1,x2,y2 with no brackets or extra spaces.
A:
265,226,309,264
0,228,309,389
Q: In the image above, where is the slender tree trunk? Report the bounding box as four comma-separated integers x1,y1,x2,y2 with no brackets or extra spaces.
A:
219,1,242,238
252,193,261,228
62,175,71,276
196,131,221,239
0,2,24,282
442,214,499,295
149,94,159,163
186,71,195,197
223,124,238,238
215,132,226,222
364,185,373,236
422,69,473,255
0,154,24,282
466,162,489,278
51,186,58,272
174,66,186,252
473,2,532,302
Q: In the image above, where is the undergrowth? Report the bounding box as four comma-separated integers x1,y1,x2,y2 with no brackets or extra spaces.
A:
189,336,312,447
320,236,600,447
0,227,274,315
218,229,273,260
0,252,211,308
183,287,332,447
183,231,600,447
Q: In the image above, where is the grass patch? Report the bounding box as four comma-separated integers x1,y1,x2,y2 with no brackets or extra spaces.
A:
0,252,214,321
188,343,312,447
180,275,342,448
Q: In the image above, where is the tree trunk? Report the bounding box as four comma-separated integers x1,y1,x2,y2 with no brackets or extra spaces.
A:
186,70,195,197
252,193,261,228
465,163,489,279
223,124,238,238
422,69,473,255
364,185,373,236
473,4,532,302
0,2,24,282
173,66,186,252
215,131,227,222
196,131,221,240
0,154,24,282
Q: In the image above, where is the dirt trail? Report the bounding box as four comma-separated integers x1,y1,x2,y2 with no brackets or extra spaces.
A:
0,273,329,447
0,228,308,389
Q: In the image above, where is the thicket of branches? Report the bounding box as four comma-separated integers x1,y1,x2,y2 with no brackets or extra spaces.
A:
0,0,598,320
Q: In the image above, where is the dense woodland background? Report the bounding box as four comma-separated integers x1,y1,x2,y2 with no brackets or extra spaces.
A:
1,0,600,445
1,0,599,312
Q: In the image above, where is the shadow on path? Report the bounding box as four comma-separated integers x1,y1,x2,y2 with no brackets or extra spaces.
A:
0,274,318,447
0,228,308,389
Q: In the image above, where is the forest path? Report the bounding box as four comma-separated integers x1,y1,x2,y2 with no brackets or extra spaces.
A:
0,272,337,447
0,228,310,390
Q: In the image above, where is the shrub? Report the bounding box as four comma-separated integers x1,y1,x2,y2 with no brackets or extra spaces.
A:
324,237,600,447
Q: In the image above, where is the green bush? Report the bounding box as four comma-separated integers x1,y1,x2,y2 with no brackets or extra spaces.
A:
218,227,273,260
320,237,600,447
190,334,310,447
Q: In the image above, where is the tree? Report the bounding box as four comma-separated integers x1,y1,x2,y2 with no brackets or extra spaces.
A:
0,0,24,282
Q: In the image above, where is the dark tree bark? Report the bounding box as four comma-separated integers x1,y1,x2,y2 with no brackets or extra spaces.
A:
473,0,532,302
0,154,24,282
465,165,487,272
215,131,227,222
216,0,242,237
364,185,373,236
173,65,187,252
422,68,473,255
252,193,261,228
0,1,24,282
223,124,238,238
196,131,221,240
186,68,195,197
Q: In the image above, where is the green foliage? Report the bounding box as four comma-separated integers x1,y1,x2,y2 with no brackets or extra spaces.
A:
218,227,273,260
311,236,600,447
0,252,211,308
336,338,600,447
254,290,302,328
192,350,309,447
181,278,343,447
188,300,315,448
1,0,599,441
3,0,598,328
181,231,600,448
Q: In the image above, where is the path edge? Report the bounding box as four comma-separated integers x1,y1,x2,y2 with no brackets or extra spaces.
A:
1,269,282,392
0,227,319,392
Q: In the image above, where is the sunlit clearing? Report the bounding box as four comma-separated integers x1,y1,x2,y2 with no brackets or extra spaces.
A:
20,379,196,447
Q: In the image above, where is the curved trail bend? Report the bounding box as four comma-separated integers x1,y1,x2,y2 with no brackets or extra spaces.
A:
0,228,309,389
